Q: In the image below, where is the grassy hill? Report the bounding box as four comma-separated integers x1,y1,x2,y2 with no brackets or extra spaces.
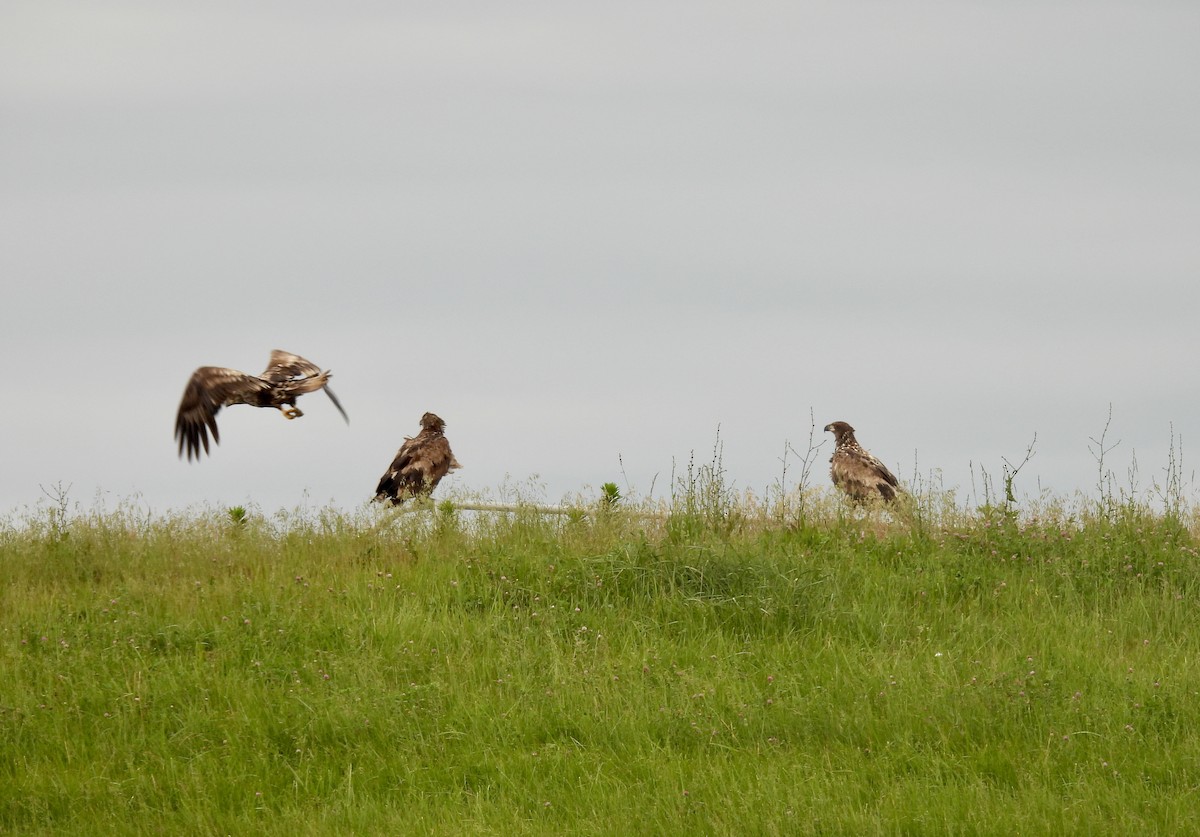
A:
2,479,1198,834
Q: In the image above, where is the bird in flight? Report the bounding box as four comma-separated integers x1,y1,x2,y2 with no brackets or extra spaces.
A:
174,349,348,461
823,420,902,503
373,412,461,505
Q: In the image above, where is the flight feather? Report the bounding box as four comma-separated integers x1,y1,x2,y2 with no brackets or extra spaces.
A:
174,349,347,461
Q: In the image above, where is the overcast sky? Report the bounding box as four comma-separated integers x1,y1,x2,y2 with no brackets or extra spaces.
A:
2,2,1198,517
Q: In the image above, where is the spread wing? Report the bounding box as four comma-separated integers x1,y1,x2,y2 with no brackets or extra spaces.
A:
374,434,456,505
831,447,900,503
174,367,270,461
259,349,348,424
259,350,322,383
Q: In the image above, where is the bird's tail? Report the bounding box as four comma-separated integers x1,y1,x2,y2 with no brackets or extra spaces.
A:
323,382,349,424
283,369,348,423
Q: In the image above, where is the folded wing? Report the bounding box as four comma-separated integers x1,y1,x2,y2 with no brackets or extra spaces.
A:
831,447,900,503
374,434,456,505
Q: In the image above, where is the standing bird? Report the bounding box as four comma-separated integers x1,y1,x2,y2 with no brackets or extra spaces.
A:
174,349,348,461
373,412,461,505
824,420,902,503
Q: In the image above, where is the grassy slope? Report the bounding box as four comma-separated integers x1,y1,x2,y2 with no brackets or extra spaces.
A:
2,497,1198,835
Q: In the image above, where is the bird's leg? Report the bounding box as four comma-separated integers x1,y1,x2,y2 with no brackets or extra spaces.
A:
280,405,304,420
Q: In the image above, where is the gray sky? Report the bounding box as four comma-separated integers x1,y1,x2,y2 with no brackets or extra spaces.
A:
3,1,1198,516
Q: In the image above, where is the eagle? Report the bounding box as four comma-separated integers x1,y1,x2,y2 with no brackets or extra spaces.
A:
824,420,902,503
174,349,348,461
373,412,461,506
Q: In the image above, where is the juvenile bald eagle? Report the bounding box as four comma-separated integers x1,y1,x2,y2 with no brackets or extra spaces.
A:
824,420,902,503
373,412,461,506
174,350,348,461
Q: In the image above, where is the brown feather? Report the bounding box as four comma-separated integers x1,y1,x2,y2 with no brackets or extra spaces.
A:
259,350,322,384
373,412,460,505
174,350,346,461
823,420,902,504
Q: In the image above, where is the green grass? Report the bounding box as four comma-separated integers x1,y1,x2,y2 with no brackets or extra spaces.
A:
2,490,1199,835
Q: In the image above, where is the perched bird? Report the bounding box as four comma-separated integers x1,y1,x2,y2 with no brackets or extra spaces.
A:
373,412,461,505
824,420,902,503
174,350,348,461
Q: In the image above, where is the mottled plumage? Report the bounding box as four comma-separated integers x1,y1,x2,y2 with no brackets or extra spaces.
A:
373,412,461,505
174,350,348,461
824,421,901,503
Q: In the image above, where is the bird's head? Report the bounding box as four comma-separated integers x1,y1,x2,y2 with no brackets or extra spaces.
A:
824,421,855,445
420,412,446,432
